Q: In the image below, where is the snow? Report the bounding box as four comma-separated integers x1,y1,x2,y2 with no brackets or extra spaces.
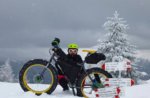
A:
122,81,150,98
0,81,150,98
0,82,79,98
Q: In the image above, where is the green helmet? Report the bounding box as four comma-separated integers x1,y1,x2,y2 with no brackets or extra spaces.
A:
68,43,79,49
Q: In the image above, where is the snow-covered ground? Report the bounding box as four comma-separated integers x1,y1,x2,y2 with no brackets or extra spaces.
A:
0,81,150,98
0,82,79,98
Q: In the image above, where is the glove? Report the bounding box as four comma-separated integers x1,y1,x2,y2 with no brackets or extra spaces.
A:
51,38,60,47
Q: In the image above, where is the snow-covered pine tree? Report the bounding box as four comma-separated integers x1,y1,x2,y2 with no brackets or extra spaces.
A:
97,11,136,62
0,59,14,82
96,11,146,84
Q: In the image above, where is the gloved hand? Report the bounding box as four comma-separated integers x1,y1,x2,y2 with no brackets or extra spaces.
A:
51,38,60,47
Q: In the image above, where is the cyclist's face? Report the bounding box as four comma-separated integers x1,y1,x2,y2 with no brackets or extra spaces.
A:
68,49,78,55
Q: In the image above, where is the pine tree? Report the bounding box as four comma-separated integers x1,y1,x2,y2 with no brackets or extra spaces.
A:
97,11,136,62
96,11,147,84
0,59,14,82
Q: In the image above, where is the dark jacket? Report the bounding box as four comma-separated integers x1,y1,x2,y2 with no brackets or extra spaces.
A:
66,54,83,65
55,48,83,73
55,48,84,84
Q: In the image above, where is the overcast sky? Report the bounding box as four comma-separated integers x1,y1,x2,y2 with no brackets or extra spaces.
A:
0,0,150,60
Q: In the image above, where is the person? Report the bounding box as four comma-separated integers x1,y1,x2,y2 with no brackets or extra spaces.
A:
56,43,83,94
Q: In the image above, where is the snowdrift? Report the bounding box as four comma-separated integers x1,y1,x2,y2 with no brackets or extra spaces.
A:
0,80,150,98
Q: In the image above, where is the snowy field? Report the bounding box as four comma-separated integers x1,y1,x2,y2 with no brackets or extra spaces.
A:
0,80,150,98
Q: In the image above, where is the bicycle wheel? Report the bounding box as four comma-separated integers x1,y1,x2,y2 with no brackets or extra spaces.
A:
19,59,58,95
76,67,112,98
